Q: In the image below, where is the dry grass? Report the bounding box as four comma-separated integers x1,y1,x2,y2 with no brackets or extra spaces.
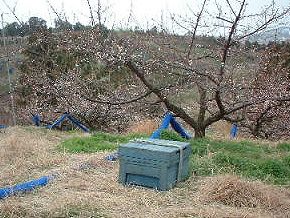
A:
0,127,289,218
209,120,233,138
208,121,283,149
0,126,89,186
127,119,160,134
199,175,290,216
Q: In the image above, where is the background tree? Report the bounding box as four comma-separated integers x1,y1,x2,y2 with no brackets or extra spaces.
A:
240,43,290,139
16,29,160,131
4,22,21,36
28,17,47,32
54,18,73,31
20,17,47,36
73,22,86,31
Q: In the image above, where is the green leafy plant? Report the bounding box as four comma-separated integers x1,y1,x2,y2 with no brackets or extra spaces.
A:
159,130,188,142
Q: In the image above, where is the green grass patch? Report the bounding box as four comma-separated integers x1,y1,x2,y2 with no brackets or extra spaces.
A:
191,138,290,185
277,142,290,151
58,132,149,153
58,130,189,153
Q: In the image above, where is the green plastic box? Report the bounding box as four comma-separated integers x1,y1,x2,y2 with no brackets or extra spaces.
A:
119,138,192,190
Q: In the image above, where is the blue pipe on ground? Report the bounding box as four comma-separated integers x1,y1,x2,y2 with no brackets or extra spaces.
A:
0,174,58,200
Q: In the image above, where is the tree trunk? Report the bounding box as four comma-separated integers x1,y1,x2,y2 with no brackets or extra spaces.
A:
194,126,206,138
252,122,260,137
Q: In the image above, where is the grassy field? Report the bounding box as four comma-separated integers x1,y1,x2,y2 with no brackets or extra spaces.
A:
0,127,289,217
191,137,290,185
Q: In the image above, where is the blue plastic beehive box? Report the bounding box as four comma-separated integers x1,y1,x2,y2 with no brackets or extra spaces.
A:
119,138,192,190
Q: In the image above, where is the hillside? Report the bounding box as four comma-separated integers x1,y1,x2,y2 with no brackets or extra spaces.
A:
0,127,289,217
248,27,290,44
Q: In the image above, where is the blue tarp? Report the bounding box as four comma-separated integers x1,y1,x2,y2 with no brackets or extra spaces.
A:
230,124,238,137
151,114,192,139
33,113,91,133
0,176,50,200
0,125,7,129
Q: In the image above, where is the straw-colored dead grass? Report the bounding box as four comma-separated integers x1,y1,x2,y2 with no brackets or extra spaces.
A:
127,119,160,134
0,126,89,186
199,175,290,214
1,127,289,218
209,120,233,138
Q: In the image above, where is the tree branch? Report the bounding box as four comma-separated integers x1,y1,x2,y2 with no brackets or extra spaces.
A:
220,0,246,77
81,90,153,105
237,8,290,41
171,14,193,33
209,0,247,126
126,60,198,128
162,61,218,84
86,0,95,26
46,0,62,21
206,95,290,127
1,0,23,25
225,0,237,17
215,90,225,114
216,16,234,24
97,0,102,26
187,0,207,59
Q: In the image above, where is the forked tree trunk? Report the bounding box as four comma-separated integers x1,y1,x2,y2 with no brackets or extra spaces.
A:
194,126,206,138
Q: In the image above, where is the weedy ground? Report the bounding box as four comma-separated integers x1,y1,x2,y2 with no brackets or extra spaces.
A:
0,126,289,218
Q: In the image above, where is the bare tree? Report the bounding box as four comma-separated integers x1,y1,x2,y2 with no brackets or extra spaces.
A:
17,0,290,137
116,0,289,138
103,0,288,138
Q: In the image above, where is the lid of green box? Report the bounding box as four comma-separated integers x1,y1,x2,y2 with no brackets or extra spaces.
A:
120,138,190,153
